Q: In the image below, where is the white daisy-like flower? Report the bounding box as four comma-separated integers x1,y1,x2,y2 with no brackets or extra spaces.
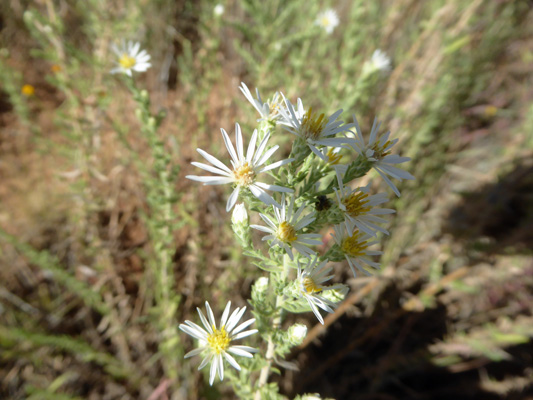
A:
278,94,353,161
213,4,224,16
297,257,345,324
186,123,294,211
239,82,283,124
315,9,339,34
110,40,151,76
179,301,258,386
349,116,414,197
334,170,395,237
332,224,382,277
251,194,322,260
367,49,391,72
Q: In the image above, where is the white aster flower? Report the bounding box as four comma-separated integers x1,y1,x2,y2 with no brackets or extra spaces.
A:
239,82,283,123
332,224,382,277
213,4,224,16
334,170,395,237
279,94,353,161
251,194,322,260
349,116,414,197
366,49,391,73
179,301,258,386
186,123,294,211
110,40,151,76
315,9,339,34
297,256,345,324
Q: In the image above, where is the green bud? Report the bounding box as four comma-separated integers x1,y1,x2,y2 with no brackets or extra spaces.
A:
287,323,307,345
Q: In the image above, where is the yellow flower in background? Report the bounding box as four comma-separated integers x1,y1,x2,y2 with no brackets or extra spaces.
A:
21,84,35,97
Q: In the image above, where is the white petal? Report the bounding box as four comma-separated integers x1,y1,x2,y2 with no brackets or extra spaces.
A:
226,187,240,212
191,162,232,177
221,128,239,164
196,148,232,173
246,129,258,162
223,352,241,371
235,123,244,162
220,301,232,328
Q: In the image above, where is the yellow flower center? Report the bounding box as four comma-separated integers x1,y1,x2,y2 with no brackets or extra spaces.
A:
301,107,327,141
207,327,231,355
341,231,369,257
320,16,331,27
326,148,342,165
370,139,392,160
233,162,255,186
21,84,35,97
303,277,322,294
119,54,136,69
277,221,297,243
342,192,371,218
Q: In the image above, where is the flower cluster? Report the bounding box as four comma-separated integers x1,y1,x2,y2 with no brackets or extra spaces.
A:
181,83,413,391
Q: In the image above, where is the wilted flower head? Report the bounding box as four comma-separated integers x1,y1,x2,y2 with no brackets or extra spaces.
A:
315,9,339,34
110,40,151,76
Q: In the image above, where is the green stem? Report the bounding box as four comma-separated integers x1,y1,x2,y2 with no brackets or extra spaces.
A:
254,254,290,399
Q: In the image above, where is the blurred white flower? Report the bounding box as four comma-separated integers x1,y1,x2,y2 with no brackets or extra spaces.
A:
251,194,322,260
179,301,258,386
186,123,294,211
368,49,391,72
349,116,414,197
214,4,224,16
315,9,339,34
110,40,151,76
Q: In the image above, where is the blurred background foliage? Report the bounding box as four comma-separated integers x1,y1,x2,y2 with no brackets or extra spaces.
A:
0,0,532,399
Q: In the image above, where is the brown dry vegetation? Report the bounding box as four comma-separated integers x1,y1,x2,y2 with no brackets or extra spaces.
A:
1,1,533,400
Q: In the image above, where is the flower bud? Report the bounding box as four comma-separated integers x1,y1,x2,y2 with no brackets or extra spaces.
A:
231,203,248,224
288,323,307,345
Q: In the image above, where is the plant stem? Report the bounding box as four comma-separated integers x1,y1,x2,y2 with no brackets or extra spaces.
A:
254,254,289,400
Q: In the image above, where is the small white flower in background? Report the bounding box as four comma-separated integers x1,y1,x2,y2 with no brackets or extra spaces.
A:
279,94,353,161
213,4,224,16
239,82,283,124
334,170,395,237
251,194,322,260
366,49,391,73
315,9,339,34
297,257,345,324
110,40,151,76
231,203,248,224
179,301,258,386
288,323,308,344
332,224,382,277
186,123,294,211
349,116,414,197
